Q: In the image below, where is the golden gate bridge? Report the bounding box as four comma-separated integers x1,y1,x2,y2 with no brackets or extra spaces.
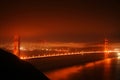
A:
13,35,119,60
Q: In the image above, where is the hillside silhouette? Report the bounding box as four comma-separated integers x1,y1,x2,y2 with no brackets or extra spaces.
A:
0,49,49,80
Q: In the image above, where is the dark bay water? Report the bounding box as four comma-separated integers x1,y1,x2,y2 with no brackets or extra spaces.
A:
45,58,120,80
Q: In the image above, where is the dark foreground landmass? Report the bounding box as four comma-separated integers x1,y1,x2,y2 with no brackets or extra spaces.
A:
0,49,49,80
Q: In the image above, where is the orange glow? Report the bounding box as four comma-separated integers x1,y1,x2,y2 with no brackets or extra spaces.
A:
85,63,95,67
13,35,20,57
104,58,111,80
46,66,83,80
104,38,109,53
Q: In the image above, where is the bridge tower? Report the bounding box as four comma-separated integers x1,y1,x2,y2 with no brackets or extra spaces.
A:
13,35,20,57
104,38,109,53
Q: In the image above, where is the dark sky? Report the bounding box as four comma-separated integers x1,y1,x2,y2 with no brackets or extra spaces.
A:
0,0,120,42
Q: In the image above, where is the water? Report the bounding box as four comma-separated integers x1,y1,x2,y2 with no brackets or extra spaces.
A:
45,58,120,80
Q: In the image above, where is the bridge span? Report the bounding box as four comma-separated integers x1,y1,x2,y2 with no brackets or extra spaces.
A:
20,51,118,60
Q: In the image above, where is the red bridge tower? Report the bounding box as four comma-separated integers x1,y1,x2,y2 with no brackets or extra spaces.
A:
13,35,20,57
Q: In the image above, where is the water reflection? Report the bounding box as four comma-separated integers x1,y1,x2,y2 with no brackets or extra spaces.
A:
45,66,83,80
46,58,115,80
103,59,111,80
116,58,120,80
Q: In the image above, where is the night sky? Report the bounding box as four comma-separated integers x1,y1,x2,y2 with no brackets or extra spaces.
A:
0,0,120,43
